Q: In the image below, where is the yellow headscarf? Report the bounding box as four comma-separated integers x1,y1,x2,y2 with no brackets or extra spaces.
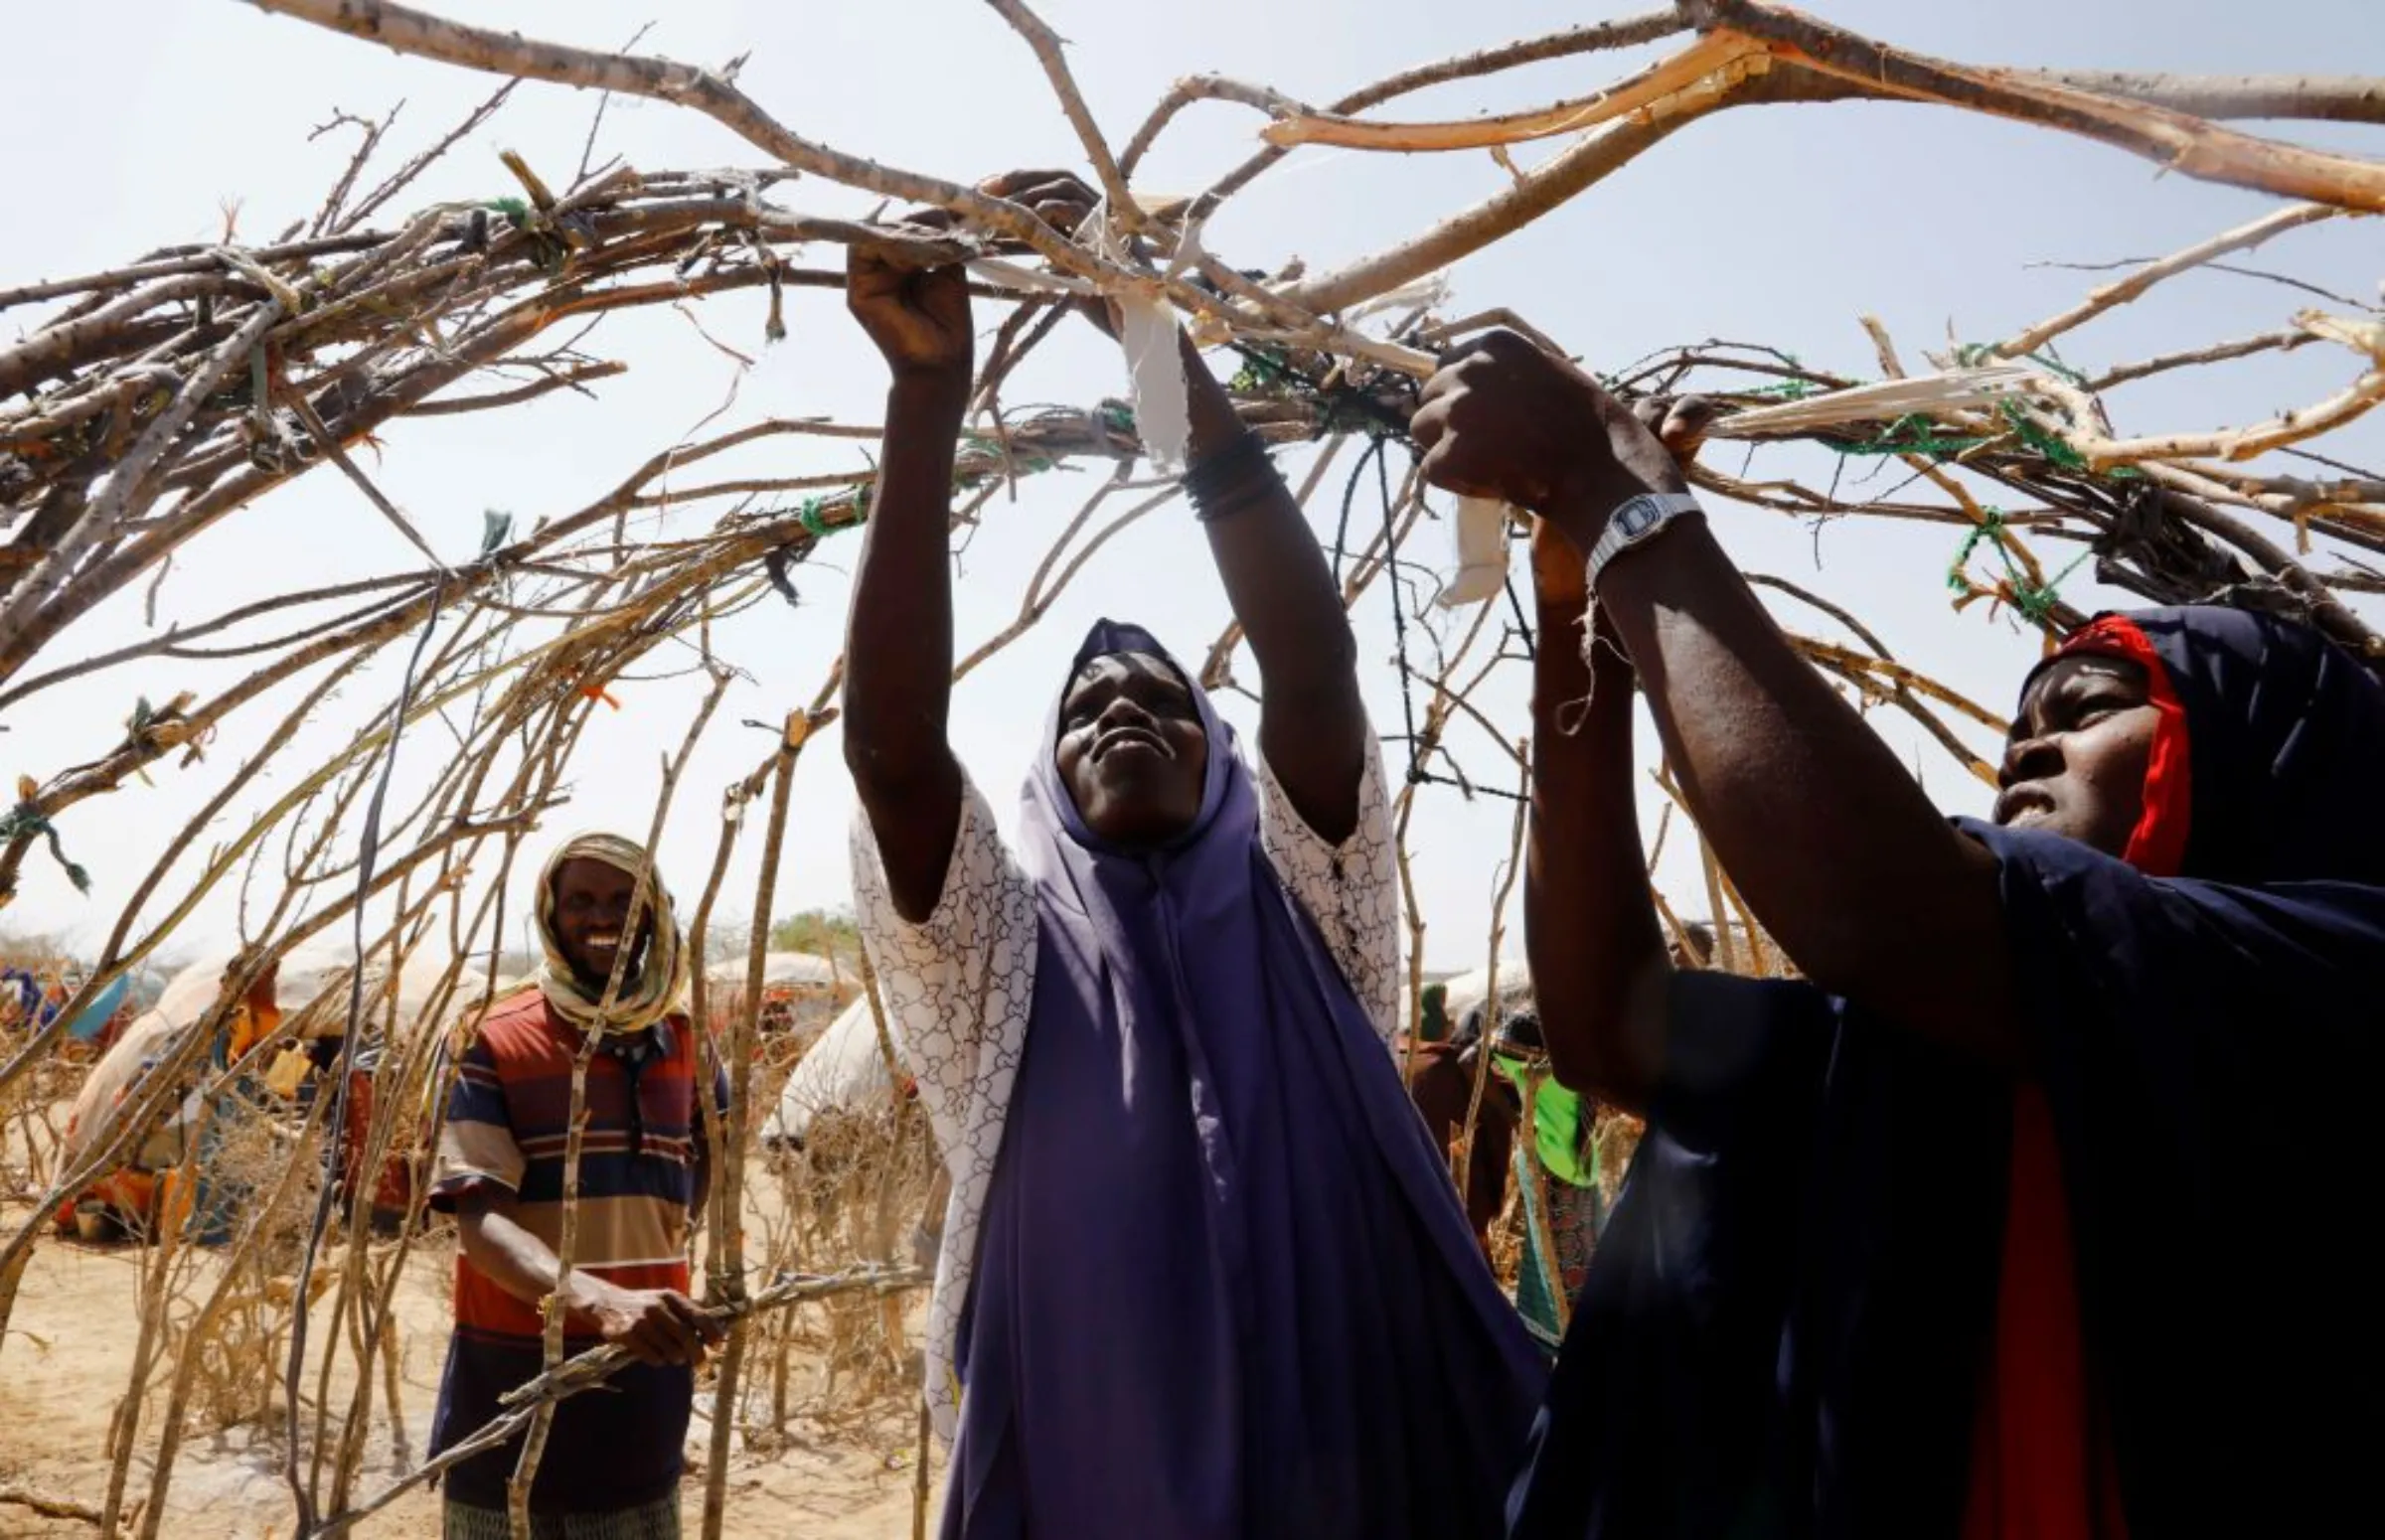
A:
534,832,689,1038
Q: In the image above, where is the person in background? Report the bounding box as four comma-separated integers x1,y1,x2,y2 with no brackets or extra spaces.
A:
1414,330,2385,1538
842,171,1543,1540
1484,1006,1601,1350
425,833,726,1540
1404,995,1517,1258
1418,979,1452,1042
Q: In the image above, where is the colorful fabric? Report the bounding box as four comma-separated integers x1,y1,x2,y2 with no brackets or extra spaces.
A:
854,618,1543,1539
1507,606,2385,1540
1511,1146,1601,1346
533,833,691,1037
1506,1062,1601,1345
1,968,42,1026
425,985,723,1514
443,1494,680,1540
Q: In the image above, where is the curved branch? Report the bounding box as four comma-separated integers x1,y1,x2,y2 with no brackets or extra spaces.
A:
1681,0,2385,213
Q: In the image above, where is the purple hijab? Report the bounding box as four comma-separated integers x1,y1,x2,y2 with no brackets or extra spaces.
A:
942,619,1545,1540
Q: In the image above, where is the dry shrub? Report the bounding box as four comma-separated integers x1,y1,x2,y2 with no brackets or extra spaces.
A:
732,1081,934,1447
0,935,89,1199
155,1085,324,1436
0,1055,78,1199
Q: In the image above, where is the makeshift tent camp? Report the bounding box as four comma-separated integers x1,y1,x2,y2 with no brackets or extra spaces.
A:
1439,958,1531,1033
760,998,908,1152
705,950,857,1040
64,944,487,1180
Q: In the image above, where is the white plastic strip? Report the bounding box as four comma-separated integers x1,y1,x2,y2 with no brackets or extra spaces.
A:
1706,364,2043,439
963,256,1101,297
1438,495,1512,608
1117,288,1192,471
1088,199,1194,472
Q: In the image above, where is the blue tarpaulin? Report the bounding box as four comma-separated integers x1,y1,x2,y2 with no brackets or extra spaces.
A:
65,973,128,1040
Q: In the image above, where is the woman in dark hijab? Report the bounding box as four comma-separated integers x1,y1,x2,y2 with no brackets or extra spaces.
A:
1412,328,2385,1540
840,178,1542,1540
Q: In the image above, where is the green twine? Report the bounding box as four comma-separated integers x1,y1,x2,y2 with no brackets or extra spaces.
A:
1843,412,1989,459
793,485,873,538
1226,346,1302,398
1948,508,2093,624
1840,401,2138,483
0,803,91,895
1997,400,2089,472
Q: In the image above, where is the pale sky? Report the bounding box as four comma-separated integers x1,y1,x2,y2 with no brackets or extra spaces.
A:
3,1,2379,979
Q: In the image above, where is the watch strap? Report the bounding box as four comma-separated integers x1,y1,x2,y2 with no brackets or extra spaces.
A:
1586,491,1701,588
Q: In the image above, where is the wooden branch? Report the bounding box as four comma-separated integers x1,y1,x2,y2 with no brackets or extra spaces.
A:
1119,8,1688,180
2089,328,2314,391
1681,0,2385,213
1263,32,1765,151
1994,202,2342,359
1266,58,2385,152
0,1482,111,1528
985,0,1137,227
400,361,628,414
1958,69,2385,126
239,0,1136,284
0,231,385,312
313,1264,930,1537
2057,315,2385,466
1278,77,1746,315
0,300,283,658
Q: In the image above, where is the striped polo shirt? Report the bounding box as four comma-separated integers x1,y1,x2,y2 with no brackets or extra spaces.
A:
426,986,725,1514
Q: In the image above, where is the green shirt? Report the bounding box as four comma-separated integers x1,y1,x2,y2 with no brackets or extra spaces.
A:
1496,1054,1596,1188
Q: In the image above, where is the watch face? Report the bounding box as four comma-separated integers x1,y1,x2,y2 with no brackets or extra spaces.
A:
1617,497,1661,537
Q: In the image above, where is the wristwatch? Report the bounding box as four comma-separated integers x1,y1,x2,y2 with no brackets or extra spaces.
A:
1586,491,1700,588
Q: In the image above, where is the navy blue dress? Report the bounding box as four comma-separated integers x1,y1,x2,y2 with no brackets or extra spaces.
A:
1509,607,2385,1540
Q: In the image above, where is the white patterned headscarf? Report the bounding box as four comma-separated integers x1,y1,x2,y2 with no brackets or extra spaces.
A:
534,832,689,1038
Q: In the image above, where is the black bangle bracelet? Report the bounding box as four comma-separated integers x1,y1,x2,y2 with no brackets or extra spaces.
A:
1184,431,1277,523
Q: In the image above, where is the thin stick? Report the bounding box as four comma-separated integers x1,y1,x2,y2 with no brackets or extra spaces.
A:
1453,743,1529,1205
701,711,805,1540
311,1265,929,1537
1995,202,2341,359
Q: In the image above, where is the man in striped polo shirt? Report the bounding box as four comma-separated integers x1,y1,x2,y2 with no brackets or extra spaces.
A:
428,833,726,1540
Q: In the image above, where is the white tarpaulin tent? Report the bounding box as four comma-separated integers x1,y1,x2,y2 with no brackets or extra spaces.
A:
704,951,850,993
760,997,902,1151
65,943,486,1173
705,950,857,1042
1439,957,1531,1032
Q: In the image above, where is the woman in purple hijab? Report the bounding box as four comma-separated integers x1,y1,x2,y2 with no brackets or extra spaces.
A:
839,175,1545,1538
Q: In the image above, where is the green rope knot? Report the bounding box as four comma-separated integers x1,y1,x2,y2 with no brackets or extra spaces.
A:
0,802,91,895
1997,401,2090,472
1850,412,1987,459
1947,506,2093,625
2007,563,2088,624
1946,508,2008,592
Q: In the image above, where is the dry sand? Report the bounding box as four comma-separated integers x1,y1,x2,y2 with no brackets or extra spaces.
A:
0,1198,937,1539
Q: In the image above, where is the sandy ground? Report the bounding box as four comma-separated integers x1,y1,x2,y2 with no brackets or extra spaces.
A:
0,1199,939,1539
